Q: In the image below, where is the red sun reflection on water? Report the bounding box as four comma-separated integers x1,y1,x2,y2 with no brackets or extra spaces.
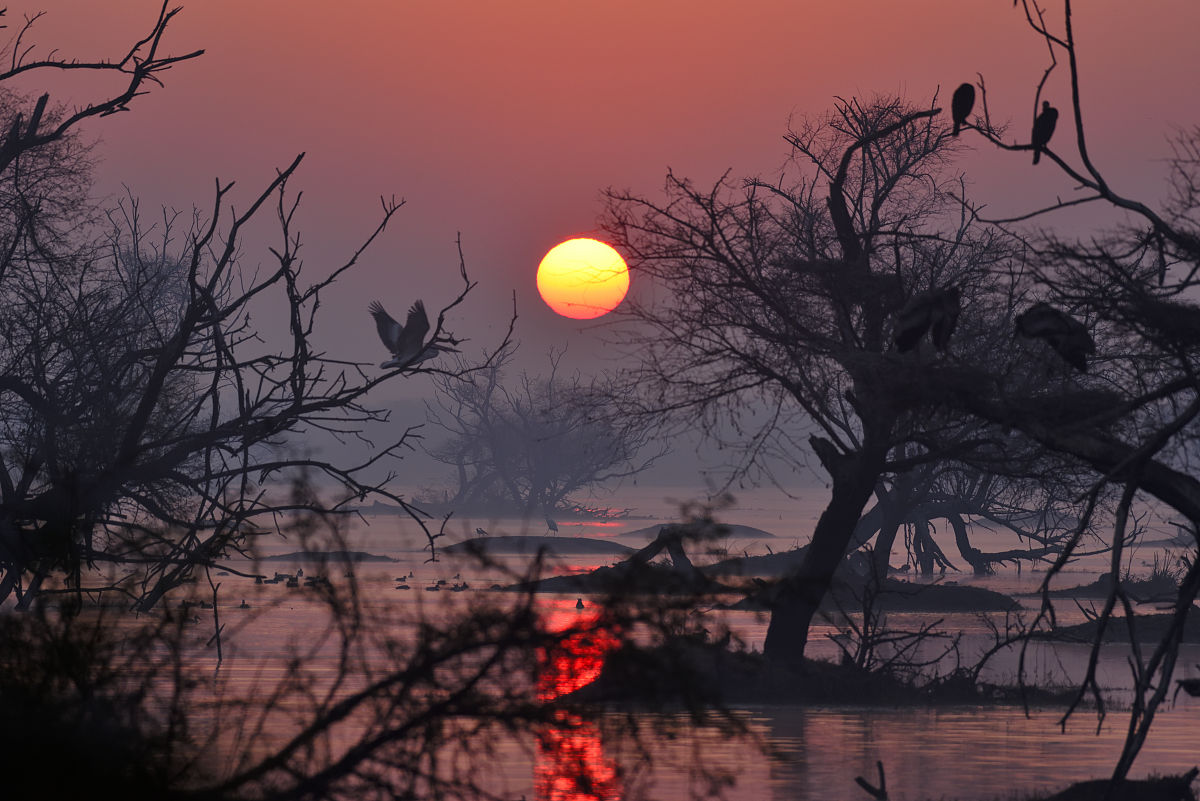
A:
535,606,622,801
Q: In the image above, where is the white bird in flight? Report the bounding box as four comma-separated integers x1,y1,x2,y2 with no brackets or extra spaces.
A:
369,300,458,369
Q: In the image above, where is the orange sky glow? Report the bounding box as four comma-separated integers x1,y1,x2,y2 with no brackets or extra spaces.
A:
14,0,1200,404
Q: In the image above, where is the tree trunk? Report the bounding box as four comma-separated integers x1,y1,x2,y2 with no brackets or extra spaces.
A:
14,570,44,611
763,439,884,666
948,513,990,575
871,514,903,578
913,519,935,575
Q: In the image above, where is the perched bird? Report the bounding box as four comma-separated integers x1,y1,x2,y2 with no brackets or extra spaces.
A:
893,287,962,352
1031,100,1058,165
545,516,559,535
369,300,458,369
1016,302,1094,371
475,527,489,538
951,83,975,137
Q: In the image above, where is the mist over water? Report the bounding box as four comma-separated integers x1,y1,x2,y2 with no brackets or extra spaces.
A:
196,484,1200,801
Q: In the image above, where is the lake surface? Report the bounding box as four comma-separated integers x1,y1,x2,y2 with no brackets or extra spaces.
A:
166,487,1200,799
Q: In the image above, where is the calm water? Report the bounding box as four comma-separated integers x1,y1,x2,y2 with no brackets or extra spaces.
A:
175,487,1200,800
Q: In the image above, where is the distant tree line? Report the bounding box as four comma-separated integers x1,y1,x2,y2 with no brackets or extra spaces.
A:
425,343,661,517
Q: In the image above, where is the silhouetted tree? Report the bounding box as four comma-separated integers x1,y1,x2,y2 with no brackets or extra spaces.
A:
426,344,660,517
849,459,1079,578
0,9,734,801
0,6,484,610
957,0,1200,786
603,95,1034,667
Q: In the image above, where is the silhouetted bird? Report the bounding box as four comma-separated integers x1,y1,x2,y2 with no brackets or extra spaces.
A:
1031,100,1058,165
475,527,489,537
951,83,975,136
1176,672,1200,702
1016,302,1094,371
893,287,962,352
1120,295,1200,349
369,299,458,369
545,516,559,535
575,598,585,610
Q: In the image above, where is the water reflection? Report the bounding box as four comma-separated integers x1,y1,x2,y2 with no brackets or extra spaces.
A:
535,714,619,801
535,605,622,801
756,704,1200,800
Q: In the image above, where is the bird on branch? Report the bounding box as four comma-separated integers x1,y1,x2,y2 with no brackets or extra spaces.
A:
951,83,975,137
369,300,459,369
1015,302,1094,371
893,286,961,352
1031,100,1058,165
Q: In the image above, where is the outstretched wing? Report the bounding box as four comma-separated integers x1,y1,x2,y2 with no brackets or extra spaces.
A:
404,300,430,343
369,301,404,353
392,300,431,362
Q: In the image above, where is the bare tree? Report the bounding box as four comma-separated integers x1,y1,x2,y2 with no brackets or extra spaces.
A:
426,343,661,517
848,459,1083,577
0,5,494,612
0,3,202,179
603,95,1040,666
0,10,742,801
946,0,1200,786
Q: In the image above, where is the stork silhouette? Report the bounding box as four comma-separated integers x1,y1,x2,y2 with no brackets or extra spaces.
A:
893,287,962,352
1031,100,1058,165
369,300,459,369
951,83,975,137
1016,302,1094,371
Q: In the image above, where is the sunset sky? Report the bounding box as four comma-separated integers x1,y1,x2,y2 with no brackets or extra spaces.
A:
17,0,1200,487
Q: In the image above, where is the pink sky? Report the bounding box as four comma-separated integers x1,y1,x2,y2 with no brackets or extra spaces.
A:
12,0,1200,485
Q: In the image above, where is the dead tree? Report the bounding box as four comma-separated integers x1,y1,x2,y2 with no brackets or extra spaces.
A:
604,95,1039,666
426,344,660,517
955,0,1200,787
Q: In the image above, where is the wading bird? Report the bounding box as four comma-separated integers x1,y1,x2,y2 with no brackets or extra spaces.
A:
369,299,459,369
1016,302,1094,371
1031,100,1058,165
951,83,975,136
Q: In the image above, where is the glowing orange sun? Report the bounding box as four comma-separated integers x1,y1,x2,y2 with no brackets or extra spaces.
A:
536,238,629,319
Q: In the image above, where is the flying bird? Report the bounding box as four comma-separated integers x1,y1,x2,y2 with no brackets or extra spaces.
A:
1016,302,1094,371
1031,100,1058,165
893,287,962,352
369,300,458,369
951,83,975,137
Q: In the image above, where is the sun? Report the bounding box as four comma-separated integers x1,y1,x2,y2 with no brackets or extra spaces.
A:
536,238,629,319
